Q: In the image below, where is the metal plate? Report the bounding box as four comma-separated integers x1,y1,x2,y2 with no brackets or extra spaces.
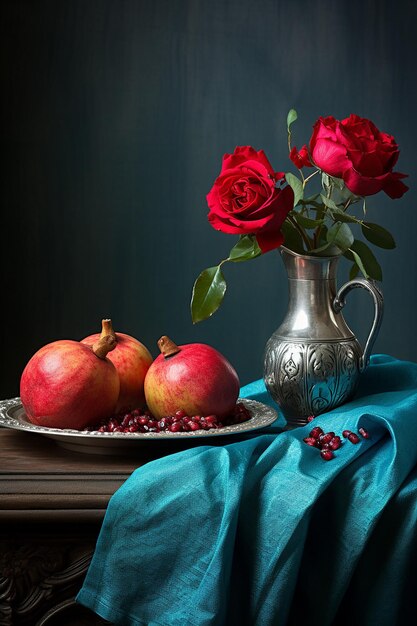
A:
0,398,278,454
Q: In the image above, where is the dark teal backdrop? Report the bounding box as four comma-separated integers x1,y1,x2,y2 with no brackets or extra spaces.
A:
2,0,416,397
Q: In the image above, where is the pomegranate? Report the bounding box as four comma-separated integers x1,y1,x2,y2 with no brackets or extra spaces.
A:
144,336,240,420
20,335,120,429
81,319,153,412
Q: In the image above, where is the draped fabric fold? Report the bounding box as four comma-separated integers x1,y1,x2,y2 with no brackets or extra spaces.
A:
77,355,417,625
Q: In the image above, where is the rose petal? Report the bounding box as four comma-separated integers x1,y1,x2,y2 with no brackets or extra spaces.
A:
256,229,284,253
290,145,312,169
208,210,274,234
343,167,408,198
348,149,385,177
221,147,275,176
382,172,409,199
343,167,385,196
311,137,350,177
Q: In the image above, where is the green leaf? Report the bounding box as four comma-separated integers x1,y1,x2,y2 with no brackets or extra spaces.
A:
326,222,354,253
320,194,339,211
322,172,331,189
345,248,369,279
285,172,304,207
329,176,345,190
301,193,321,204
349,240,383,281
362,222,396,249
191,266,227,323
349,263,360,280
228,235,262,262
330,209,364,225
292,213,324,229
287,109,298,131
309,225,338,255
281,219,305,254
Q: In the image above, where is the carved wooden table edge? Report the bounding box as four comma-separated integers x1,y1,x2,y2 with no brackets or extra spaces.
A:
0,418,247,624
0,428,139,625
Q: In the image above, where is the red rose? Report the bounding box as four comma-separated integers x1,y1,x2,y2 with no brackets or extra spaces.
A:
310,114,408,198
290,145,313,169
207,146,294,253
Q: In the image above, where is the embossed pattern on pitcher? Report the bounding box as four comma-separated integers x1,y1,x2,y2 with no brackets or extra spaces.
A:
264,339,362,426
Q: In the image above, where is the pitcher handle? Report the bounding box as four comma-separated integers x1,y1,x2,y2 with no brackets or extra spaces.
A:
333,278,384,373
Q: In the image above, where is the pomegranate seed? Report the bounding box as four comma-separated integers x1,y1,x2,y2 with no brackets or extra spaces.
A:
309,426,324,440
88,403,253,434
233,404,250,422
348,433,360,444
359,427,370,439
329,436,342,450
320,449,334,461
321,442,331,450
121,414,132,428
307,415,315,422
342,430,352,438
303,437,318,447
169,422,183,433
319,432,334,446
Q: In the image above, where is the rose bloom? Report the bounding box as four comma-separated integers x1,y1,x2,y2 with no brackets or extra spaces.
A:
290,144,312,169
207,146,294,253
310,114,408,198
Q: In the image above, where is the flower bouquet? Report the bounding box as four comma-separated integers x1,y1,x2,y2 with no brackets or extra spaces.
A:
191,110,408,323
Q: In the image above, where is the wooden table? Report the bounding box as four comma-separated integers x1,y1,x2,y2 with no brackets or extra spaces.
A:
0,427,212,626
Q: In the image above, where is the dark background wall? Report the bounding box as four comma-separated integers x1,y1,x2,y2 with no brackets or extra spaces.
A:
1,0,416,398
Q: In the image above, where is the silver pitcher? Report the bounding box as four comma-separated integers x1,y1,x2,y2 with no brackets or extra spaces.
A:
263,247,383,428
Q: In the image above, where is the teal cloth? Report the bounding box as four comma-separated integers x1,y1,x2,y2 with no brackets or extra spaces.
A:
76,355,417,625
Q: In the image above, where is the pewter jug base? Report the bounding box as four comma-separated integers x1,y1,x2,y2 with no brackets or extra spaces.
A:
264,338,362,428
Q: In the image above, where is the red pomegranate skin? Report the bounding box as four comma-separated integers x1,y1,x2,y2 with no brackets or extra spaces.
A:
144,343,240,419
82,331,153,412
20,340,120,429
